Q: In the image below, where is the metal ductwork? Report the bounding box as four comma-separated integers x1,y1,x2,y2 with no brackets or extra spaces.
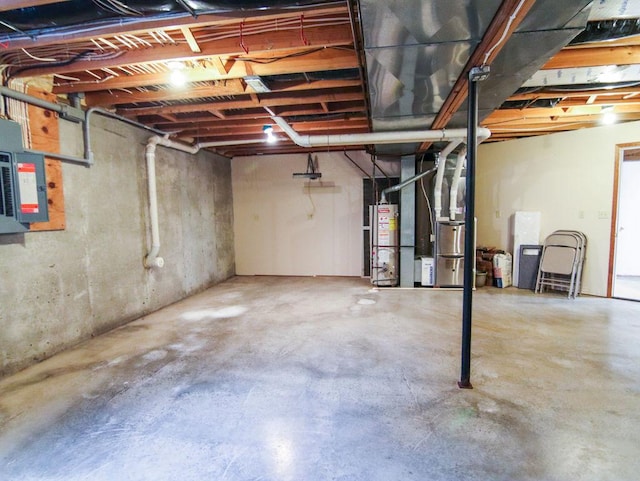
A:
358,0,593,156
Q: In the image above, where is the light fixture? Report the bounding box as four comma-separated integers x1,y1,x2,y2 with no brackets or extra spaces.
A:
293,153,322,179
170,69,187,87
263,124,276,143
244,75,271,93
601,105,617,125
167,60,185,70
167,60,188,87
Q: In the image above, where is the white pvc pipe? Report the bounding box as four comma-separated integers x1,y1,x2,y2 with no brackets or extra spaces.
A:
434,140,463,220
143,136,262,268
449,147,467,220
272,116,491,147
144,140,164,268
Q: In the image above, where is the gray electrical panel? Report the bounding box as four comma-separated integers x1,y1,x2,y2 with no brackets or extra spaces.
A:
0,119,48,234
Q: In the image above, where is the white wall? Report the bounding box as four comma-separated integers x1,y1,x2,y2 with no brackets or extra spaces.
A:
232,151,365,276
476,120,640,297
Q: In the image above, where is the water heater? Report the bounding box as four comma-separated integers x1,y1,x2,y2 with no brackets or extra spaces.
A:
371,204,398,287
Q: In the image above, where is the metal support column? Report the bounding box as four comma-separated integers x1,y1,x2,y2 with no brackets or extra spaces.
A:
459,66,489,389
400,155,415,287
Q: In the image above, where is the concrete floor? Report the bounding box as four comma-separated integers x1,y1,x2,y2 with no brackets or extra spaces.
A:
1,276,639,481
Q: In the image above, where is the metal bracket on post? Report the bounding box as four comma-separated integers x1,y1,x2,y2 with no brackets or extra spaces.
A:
458,65,490,390
469,65,491,82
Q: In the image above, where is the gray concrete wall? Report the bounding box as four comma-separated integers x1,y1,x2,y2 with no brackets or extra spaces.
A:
0,115,235,376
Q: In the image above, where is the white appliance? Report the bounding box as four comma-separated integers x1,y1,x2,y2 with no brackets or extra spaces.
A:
512,211,541,287
421,257,435,286
370,204,399,286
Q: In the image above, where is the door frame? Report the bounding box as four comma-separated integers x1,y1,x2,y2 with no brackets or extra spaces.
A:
608,141,640,297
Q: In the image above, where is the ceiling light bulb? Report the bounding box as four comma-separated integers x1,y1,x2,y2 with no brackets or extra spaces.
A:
263,124,276,143
167,61,185,70
170,69,187,87
602,112,617,125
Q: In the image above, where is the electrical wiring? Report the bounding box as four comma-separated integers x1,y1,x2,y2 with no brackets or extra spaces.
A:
419,153,435,237
54,73,81,81
196,18,350,44
540,81,640,92
306,182,316,219
0,13,348,75
109,0,143,16
20,49,58,62
238,46,352,64
91,0,142,16
5,49,94,81
114,35,136,49
481,0,527,67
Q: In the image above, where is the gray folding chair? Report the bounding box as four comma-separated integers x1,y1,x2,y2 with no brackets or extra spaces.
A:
536,231,586,298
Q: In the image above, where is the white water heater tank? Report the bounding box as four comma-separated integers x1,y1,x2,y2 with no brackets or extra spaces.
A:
371,204,399,287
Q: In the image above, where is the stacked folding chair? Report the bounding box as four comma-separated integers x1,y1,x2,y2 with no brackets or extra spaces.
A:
535,230,587,299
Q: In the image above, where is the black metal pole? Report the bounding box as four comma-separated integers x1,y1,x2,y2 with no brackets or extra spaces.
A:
459,66,488,389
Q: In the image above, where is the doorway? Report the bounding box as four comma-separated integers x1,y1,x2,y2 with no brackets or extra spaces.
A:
611,143,640,300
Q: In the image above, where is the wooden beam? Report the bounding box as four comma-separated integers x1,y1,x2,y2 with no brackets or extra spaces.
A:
160,114,367,131
508,86,640,101
3,4,348,51
486,111,640,125
274,101,365,117
219,144,364,157
53,49,359,94
174,118,368,136
22,24,354,79
558,98,640,108
83,78,361,107
157,113,177,123
84,80,241,106
144,103,365,126
181,27,201,53
118,89,363,117
212,57,231,76
209,110,226,119
543,45,640,69
191,126,369,143
419,0,537,152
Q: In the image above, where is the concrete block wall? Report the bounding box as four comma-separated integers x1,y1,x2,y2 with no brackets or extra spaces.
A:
0,115,235,376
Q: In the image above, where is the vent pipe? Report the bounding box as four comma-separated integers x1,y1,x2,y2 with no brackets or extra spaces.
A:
434,140,465,220
143,135,266,268
449,147,467,220
271,116,490,148
379,140,464,204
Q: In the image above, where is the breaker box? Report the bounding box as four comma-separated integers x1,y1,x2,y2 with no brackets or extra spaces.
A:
0,119,48,234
